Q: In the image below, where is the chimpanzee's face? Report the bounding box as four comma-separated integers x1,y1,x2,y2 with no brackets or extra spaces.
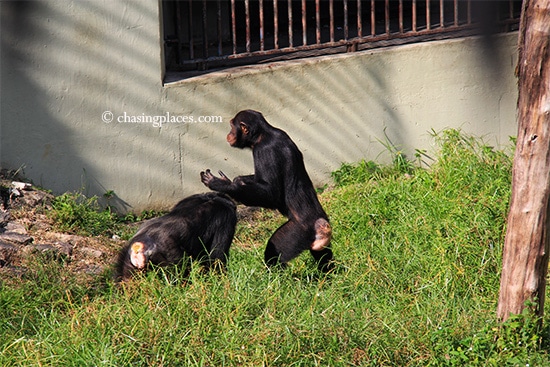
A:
226,119,239,147
227,118,250,148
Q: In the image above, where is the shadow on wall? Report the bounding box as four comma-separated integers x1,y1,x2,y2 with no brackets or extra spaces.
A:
1,2,81,192
0,1,168,212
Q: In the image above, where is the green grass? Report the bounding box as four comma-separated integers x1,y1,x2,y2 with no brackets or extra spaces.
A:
1,129,549,366
47,191,165,239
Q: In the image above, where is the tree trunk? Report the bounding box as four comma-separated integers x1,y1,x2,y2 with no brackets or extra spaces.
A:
497,0,550,321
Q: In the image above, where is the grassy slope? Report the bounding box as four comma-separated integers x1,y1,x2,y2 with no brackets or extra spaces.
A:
1,130,549,366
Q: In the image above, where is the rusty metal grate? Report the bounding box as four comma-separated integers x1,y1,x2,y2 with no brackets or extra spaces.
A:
163,0,521,76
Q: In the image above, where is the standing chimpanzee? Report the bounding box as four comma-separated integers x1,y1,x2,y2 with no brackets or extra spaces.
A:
114,192,237,281
200,110,333,271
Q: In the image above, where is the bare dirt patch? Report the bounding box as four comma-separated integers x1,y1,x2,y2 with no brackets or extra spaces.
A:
0,171,125,282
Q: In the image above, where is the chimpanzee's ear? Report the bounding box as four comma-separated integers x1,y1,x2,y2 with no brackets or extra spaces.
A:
240,121,249,135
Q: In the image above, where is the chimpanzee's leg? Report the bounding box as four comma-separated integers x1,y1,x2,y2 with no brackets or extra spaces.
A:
310,247,334,272
206,234,234,269
204,211,237,269
264,220,311,268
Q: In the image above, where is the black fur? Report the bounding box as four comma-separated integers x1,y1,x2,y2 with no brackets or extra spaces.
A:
115,192,237,281
201,110,333,271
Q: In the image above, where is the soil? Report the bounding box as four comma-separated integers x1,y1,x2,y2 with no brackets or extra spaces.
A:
0,170,128,282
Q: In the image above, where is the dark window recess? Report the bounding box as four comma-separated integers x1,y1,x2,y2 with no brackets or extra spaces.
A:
163,0,521,77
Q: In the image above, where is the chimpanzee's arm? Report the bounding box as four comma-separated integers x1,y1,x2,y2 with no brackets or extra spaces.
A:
200,169,280,209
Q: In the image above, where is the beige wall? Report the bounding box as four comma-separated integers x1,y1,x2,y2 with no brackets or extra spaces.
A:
0,1,518,212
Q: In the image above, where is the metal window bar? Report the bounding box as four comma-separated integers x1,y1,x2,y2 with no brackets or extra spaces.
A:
357,0,362,38
316,0,321,43
217,0,223,55
330,0,334,42
164,0,522,75
399,0,404,33
231,0,236,54
274,0,279,49
186,0,193,59
343,0,348,40
201,0,208,58
439,0,444,28
385,0,390,35
288,0,293,47
245,0,250,52
302,0,307,45
412,0,416,32
426,0,430,30
370,0,375,36
260,0,265,50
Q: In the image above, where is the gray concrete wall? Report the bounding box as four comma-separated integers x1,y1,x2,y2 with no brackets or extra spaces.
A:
1,1,519,212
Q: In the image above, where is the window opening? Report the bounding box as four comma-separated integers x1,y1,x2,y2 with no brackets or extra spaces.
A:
163,0,521,78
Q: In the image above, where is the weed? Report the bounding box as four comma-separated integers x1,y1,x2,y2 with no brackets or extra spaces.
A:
432,303,546,366
122,209,166,223
48,191,167,239
331,159,381,186
48,191,118,236
331,131,419,187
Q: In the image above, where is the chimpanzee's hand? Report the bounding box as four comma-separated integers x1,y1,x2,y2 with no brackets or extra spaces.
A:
200,169,231,190
200,169,216,187
217,170,231,182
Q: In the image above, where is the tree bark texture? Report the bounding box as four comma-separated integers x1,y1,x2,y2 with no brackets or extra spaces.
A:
497,0,550,321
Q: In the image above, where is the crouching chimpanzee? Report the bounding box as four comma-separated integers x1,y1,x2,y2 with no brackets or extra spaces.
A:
200,110,333,272
115,192,237,281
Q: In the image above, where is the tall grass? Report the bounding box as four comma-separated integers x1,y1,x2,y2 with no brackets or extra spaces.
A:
1,129,549,366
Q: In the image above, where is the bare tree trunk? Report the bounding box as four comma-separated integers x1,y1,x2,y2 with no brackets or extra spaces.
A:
497,0,550,321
